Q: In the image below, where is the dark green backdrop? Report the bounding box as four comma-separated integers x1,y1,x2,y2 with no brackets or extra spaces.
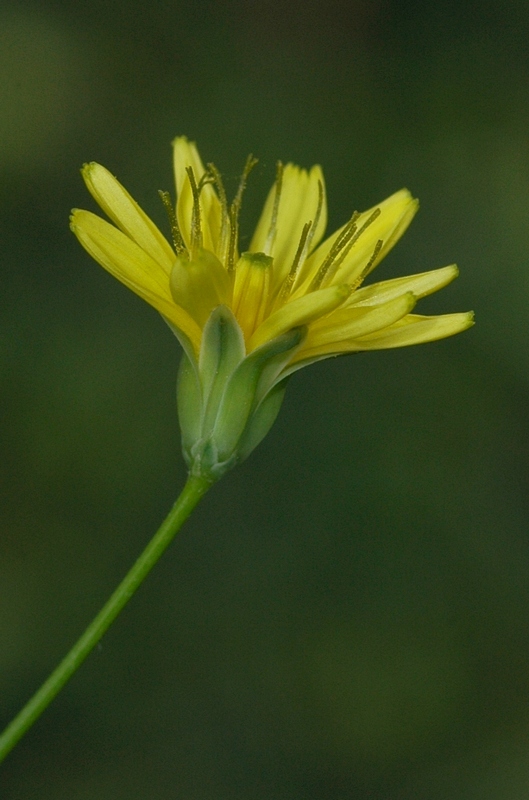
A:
1,1,529,797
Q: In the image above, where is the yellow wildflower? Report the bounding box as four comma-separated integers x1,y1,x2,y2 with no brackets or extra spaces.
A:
71,138,473,479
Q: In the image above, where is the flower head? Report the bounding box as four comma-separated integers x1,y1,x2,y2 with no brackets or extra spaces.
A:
71,138,473,479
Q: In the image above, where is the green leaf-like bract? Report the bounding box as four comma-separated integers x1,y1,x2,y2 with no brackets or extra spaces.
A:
176,305,306,480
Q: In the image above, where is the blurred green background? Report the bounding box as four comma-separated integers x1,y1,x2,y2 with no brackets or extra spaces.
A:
1,0,529,797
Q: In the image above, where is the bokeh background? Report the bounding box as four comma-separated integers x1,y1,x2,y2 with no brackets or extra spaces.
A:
1,1,529,797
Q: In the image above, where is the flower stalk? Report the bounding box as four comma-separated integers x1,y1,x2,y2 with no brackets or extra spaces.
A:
0,474,212,764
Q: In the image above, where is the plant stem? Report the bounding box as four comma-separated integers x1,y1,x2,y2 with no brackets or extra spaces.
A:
0,473,213,764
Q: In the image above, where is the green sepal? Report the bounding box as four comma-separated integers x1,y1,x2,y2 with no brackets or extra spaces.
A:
252,326,307,404
236,377,289,463
198,305,245,436
176,349,202,464
175,307,305,480
187,438,238,479
168,317,203,466
212,326,305,463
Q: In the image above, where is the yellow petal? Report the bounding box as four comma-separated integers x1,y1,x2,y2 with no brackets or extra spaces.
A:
300,293,416,353
348,312,475,350
299,189,418,290
248,284,350,352
232,252,273,340
346,265,459,308
81,163,175,273
170,249,232,327
71,209,201,348
172,136,222,254
249,164,327,289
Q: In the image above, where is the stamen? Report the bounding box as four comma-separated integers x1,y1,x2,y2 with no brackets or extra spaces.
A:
227,154,259,273
309,212,360,291
325,208,382,285
279,221,312,303
264,161,284,255
185,166,203,256
283,179,325,297
352,239,384,289
158,190,186,255
207,162,230,265
197,171,215,193
310,207,382,291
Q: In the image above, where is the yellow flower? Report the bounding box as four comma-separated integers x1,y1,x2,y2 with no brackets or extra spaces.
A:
71,137,473,479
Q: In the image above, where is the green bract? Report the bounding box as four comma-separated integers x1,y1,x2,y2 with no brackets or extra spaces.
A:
177,305,306,480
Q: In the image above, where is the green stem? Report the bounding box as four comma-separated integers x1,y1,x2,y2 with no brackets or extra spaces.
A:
0,473,213,764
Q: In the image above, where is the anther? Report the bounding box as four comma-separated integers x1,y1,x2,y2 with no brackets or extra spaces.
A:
354,239,383,287
326,208,382,284
197,171,215,194
158,190,186,255
346,209,381,254
279,221,312,302
283,179,325,296
310,212,360,291
310,207,382,291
